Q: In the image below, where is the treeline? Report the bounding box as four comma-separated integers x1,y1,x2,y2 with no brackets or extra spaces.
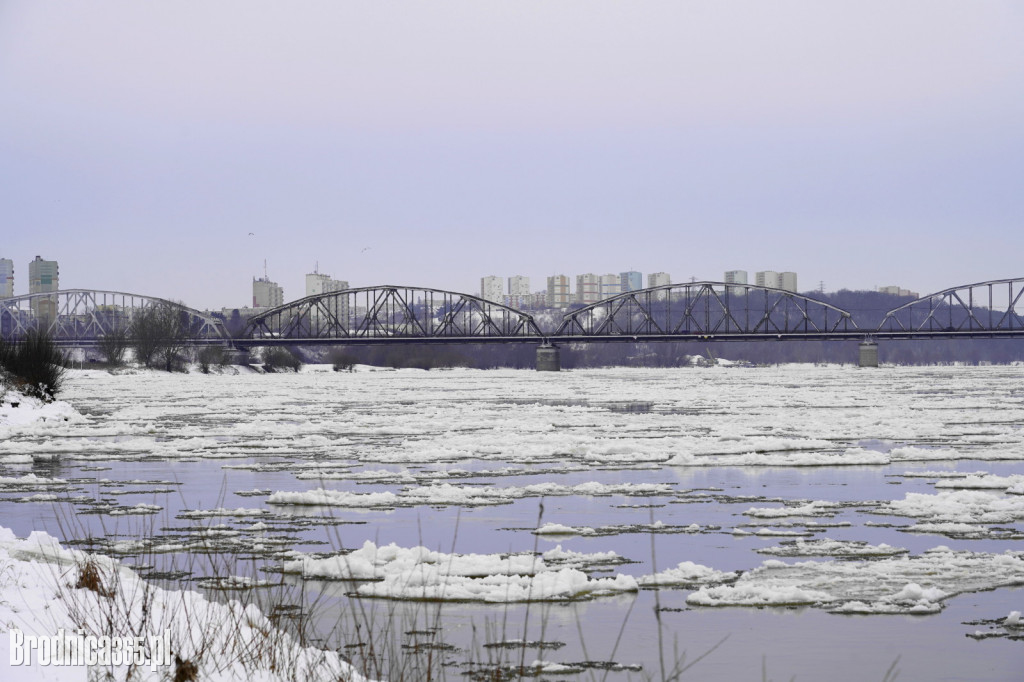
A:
296,336,1023,370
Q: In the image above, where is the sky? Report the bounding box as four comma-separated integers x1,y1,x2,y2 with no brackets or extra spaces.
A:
1,1,1022,310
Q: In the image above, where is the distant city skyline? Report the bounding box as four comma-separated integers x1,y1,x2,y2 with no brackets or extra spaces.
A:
2,2,1021,310
0,252,969,310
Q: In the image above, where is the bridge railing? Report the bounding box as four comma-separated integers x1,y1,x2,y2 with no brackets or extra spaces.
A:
555,282,858,338
241,285,545,342
877,278,1024,335
0,290,230,343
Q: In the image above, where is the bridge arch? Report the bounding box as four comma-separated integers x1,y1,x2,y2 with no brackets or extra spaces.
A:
877,277,1024,335
555,281,857,339
241,285,544,342
0,289,229,343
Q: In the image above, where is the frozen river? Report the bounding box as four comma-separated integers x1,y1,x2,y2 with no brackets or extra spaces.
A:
2,363,1024,680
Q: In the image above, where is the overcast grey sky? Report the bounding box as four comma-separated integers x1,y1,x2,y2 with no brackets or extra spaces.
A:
1,1,1022,310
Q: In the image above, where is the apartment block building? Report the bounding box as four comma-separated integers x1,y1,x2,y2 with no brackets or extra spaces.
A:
600,274,621,299
480,275,504,304
0,259,13,298
546,275,571,307
878,285,919,298
647,272,671,300
576,273,601,305
755,271,798,292
507,275,530,298
724,270,748,294
307,271,350,324
619,271,643,292
755,270,780,289
779,272,798,293
28,255,59,319
252,276,284,308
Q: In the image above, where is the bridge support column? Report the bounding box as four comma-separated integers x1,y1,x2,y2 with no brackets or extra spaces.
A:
536,344,560,372
858,341,878,368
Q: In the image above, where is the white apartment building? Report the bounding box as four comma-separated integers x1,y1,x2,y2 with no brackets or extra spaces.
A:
779,272,798,293
755,270,780,289
547,275,571,307
647,272,671,288
724,270,748,293
878,285,919,298
252,276,284,308
0,258,13,298
600,274,621,299
481,276,503,304
306,271,350,324
647,272,671,300
508,275,530,297
576,273,601,305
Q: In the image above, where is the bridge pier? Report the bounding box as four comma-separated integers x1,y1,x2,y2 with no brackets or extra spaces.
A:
536,344,561,372
858,341,879,368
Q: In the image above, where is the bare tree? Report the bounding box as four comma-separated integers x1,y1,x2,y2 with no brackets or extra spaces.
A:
97,324,130,366
130,302,191,371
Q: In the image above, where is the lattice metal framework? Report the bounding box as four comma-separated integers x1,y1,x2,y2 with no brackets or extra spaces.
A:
242,286,544,341
877,278,1024,334
555,282,857,339
0,290,229,343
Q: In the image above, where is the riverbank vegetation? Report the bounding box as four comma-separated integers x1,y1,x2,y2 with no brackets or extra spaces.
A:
0,330,67,399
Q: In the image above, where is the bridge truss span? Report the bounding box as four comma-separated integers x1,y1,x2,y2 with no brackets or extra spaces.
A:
877,277,1024,338
241,285,545,344
0,289,230,344
553,281,858,341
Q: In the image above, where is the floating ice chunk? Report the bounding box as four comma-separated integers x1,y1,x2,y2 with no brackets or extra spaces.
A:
268,489,400,508
639,561,738,586
687,548,1024,614
688,583,832,607
877,490,1024,524
935,474,1024,490
743,501,840,518
541,545,623,566
756,539,908,557
283,540,544,580
889,446,962,462
533,523,596,536
1005,610,1021,627
356,565,638,602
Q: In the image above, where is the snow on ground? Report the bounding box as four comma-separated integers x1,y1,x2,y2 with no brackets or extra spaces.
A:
0,525,371,681
0,389,80,431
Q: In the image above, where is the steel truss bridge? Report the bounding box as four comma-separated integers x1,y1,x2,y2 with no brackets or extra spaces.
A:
1,279,1022,348
0,290,229,346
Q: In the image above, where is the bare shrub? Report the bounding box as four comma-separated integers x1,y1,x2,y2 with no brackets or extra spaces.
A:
328,348,358,372
0,329,67,400
197,345,226,374
97,324,130,366
262,347,302,372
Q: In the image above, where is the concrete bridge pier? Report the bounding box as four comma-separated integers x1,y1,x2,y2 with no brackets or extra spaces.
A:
858,340,879,368
536,344,561,371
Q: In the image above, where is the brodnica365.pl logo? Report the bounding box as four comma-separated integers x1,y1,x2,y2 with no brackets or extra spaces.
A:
9,628,173,670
